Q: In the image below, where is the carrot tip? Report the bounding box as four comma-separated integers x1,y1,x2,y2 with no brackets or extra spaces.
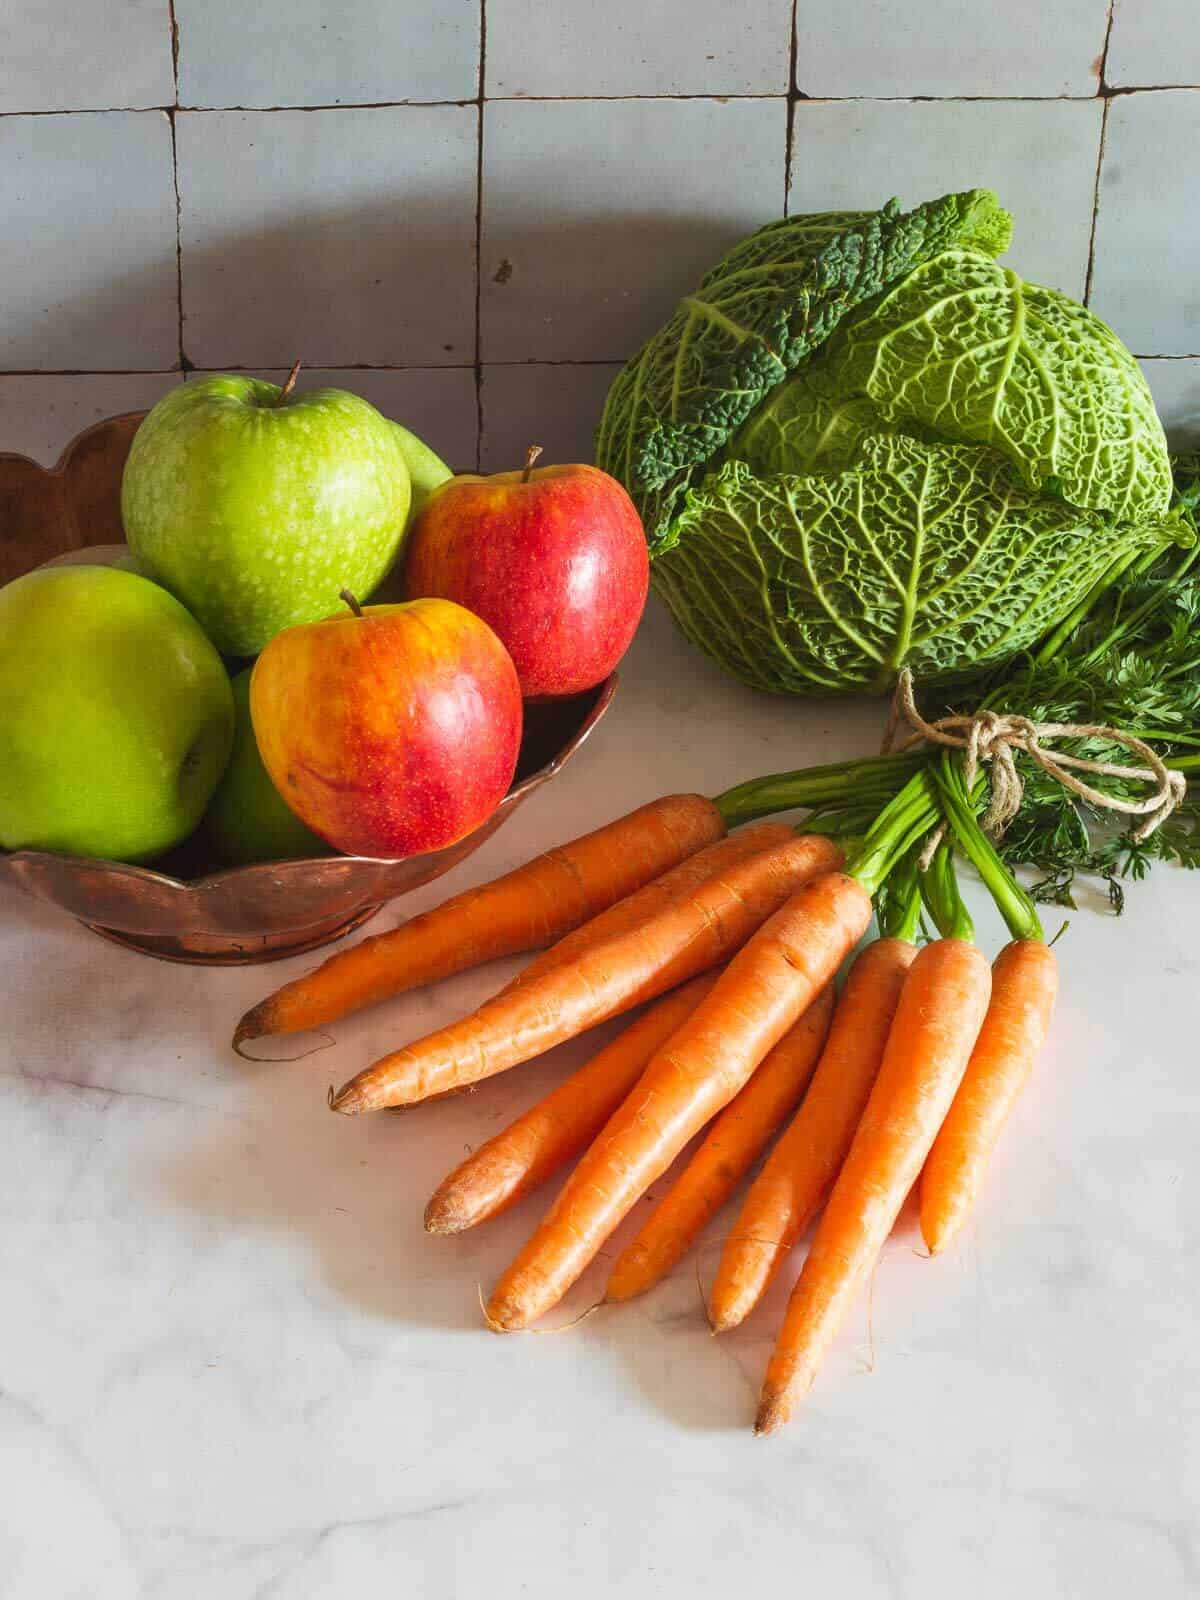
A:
479,1285,517,1333
329,1083,360,1113
423,1204,462,1235
753,1395,789,1436
232,1002,269,1051
919,1209,949,1255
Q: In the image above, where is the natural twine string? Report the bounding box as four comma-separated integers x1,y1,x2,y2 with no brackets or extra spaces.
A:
884,666,1186,867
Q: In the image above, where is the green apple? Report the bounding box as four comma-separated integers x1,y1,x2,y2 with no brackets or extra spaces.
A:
121,374,412,656
0,566,234,861
367,425,454,604
203,668,328,866
390,422,452,523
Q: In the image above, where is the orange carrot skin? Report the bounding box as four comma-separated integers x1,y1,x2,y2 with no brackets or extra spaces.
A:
920,939,1058,1255
504,821,794,993
709,936,916,1334
424,972,720,1234
756,938,991,1434
330,834,844,1114
604,984,835,1304
234,792,724,1044
485,871,872,1331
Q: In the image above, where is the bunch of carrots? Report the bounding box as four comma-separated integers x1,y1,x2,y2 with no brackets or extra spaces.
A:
235,752,1057,1433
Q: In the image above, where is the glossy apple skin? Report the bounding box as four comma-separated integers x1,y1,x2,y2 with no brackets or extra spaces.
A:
122,377,412,657
0,567,234,861
250,598,522,859
403,462,649,698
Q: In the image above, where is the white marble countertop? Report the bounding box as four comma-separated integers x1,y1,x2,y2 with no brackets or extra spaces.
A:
2,599,1197,1600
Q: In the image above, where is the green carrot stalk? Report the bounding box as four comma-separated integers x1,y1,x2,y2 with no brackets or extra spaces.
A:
932,753,1044,943
921,837,975,943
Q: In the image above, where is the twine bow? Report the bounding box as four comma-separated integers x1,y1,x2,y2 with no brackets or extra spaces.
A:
885,667,1186,858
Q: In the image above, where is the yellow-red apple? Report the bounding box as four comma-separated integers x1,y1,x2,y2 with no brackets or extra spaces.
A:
402,449,648,698
250,595,522,859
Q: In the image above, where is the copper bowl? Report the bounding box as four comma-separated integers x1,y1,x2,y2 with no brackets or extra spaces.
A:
0,413,616,963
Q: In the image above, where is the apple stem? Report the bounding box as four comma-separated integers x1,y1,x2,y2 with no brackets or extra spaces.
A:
277,360,302,405
339,589,364,618
521,444,544,483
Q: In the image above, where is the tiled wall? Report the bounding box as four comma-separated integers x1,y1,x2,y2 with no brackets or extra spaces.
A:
1,0,1197,471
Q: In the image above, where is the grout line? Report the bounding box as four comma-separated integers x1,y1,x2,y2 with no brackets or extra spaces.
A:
783,0,799,209
189,362,476,374
1083,0,1117,306
165,2,186,371
1084,97,1111,308
0,104,177,117
1097,0,1117,96
174,99,480,114
167,112,186,371
0,370,189,379
0,100,476,117
4,87,1200,120
168,0,180,88
791,91,1108,105
472,0,487,471
1102,82,1200,97
2,352,1196,379
0,360,639,378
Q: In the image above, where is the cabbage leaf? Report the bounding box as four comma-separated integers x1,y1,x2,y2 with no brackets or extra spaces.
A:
595,189,1013,551
653,436,1170,695
730,249,1172,521
596,189,1179,695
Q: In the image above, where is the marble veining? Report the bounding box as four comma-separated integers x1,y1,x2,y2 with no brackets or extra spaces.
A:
2,602,1197,1598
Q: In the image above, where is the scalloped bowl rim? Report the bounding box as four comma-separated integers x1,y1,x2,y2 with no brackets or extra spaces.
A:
1,678,614,894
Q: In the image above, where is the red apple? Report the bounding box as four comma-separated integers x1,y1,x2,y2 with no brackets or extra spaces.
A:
250,594,522,859
402,448,649,698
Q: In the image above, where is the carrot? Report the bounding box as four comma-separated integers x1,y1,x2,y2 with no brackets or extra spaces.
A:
708,936,916,1333
920,939,1058,1255
604,983,835,1304
502,820,794,992
424,973,720,1234
755,938,991,1434
329,833,844,1115
233,792,724,1046
484,871,873,1331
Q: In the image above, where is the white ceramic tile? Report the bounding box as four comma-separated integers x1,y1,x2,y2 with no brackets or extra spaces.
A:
1107,0,1200,88
479,363,622,471
486,0,791,97
0,113,179,370
0,1,174,114
1140,360,1200,446
175,0,480,108
197,366,479,471
481,98,787,363
0,374,182,466
789,99,1103,299
1091,92,1200,355
794,0,1109,96
177,107,478,369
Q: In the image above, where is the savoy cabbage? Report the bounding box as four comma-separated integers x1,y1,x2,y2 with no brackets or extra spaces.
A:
596,190,1177,694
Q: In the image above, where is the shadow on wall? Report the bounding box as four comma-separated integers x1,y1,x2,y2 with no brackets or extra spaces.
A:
29,196,1200,466
35,198,757,376
11,195,775,471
